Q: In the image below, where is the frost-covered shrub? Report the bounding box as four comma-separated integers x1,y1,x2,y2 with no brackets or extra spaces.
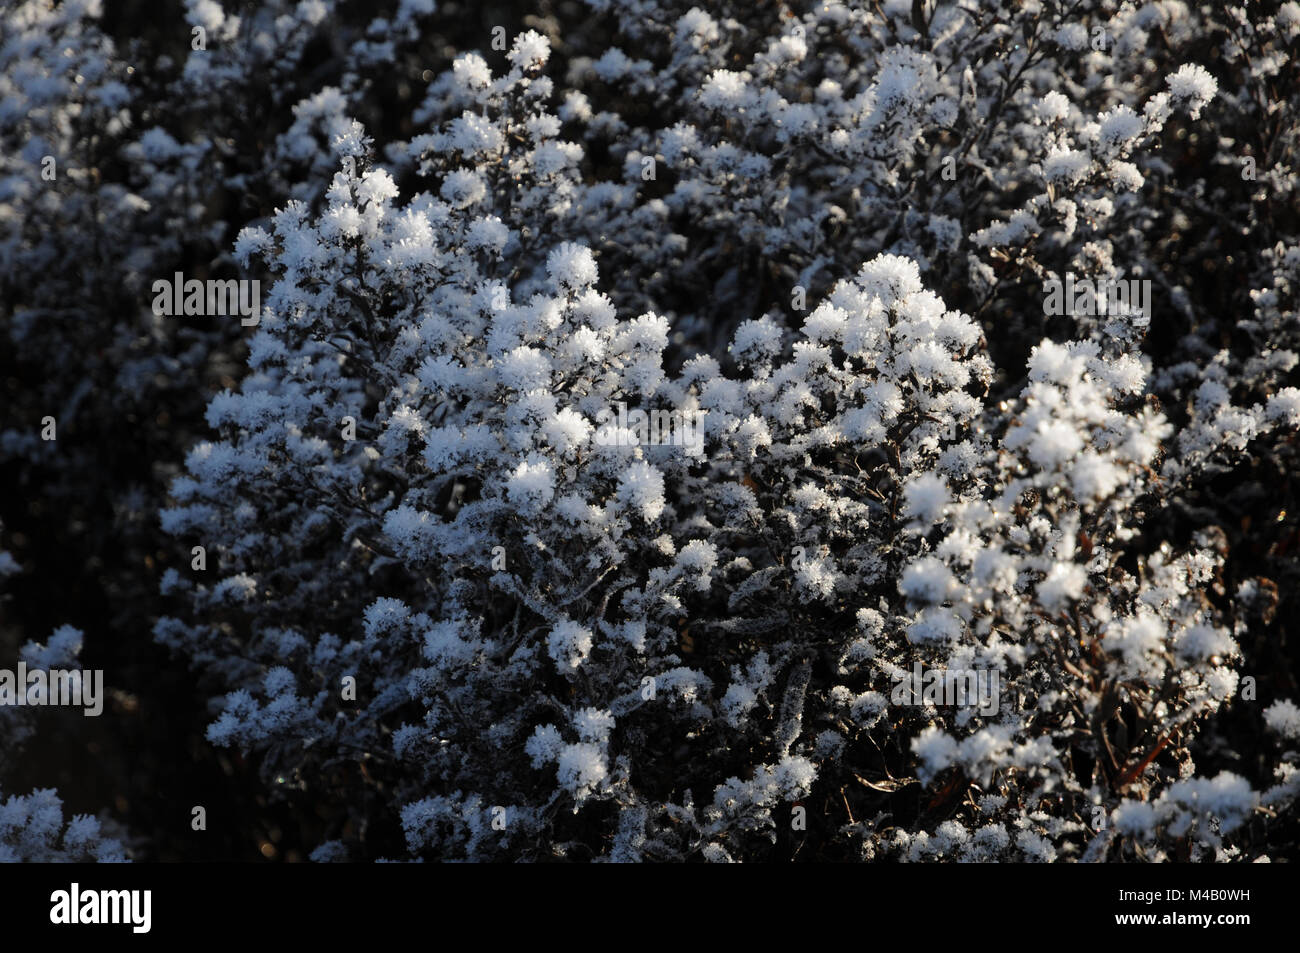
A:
158,97,1300,860
0,1,470,859
544,1,1254,353
0,527,131,862
0,787,128,863
5,0,1300,861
